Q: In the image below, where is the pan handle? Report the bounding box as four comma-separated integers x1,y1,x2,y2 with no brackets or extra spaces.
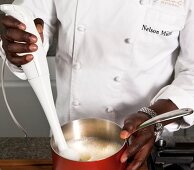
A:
125,108,193,145
136,108,193,132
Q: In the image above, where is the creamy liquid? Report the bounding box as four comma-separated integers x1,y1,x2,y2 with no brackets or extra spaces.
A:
67,137,122,162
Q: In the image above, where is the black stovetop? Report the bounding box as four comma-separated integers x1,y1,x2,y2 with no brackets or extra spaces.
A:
153,139,194,170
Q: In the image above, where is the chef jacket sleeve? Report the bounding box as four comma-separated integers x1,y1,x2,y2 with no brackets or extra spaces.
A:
0,0,57,80
151,3,194,132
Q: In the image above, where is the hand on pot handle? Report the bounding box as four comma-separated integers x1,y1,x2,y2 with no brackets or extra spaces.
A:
120,99,179,170
120,111,155,170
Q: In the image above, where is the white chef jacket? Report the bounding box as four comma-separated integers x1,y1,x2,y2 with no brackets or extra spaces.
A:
1,0,194,132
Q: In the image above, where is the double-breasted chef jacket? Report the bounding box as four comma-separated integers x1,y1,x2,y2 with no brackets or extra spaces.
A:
1,0,194,132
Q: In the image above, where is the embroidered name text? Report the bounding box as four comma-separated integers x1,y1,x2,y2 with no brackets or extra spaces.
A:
142,25,172,36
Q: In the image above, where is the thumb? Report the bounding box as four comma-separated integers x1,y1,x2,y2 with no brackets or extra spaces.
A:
120,120,138,139
120,125,134,139
120,113,150,140
34,18,44,42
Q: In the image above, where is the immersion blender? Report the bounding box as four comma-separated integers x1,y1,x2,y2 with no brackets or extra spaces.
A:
0,4,80,161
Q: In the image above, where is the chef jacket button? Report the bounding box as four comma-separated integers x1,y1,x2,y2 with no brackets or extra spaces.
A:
73,63,81,70
73,101,80,106
124,38,132,44
139,0,146,5
106,107,114,113
114,76,121,82
77,25,86,32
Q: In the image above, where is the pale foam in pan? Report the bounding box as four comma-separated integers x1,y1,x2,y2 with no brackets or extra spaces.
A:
67,137,122,161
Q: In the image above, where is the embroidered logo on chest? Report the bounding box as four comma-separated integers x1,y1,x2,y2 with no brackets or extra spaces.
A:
159,0,184,7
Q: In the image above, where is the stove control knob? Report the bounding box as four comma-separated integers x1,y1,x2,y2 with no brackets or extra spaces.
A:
155,139,166,148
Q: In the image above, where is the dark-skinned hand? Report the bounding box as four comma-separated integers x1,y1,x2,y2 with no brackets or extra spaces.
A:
120,112,155,170
0,15,44,66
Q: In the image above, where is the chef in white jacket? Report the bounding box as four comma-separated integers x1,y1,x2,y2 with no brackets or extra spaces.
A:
1,0,194,169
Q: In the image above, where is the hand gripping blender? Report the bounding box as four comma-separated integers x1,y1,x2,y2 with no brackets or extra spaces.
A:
0,4,80,161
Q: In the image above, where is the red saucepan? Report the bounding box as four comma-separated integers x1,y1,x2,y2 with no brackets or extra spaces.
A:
51,118,127,170
51,108,193,170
